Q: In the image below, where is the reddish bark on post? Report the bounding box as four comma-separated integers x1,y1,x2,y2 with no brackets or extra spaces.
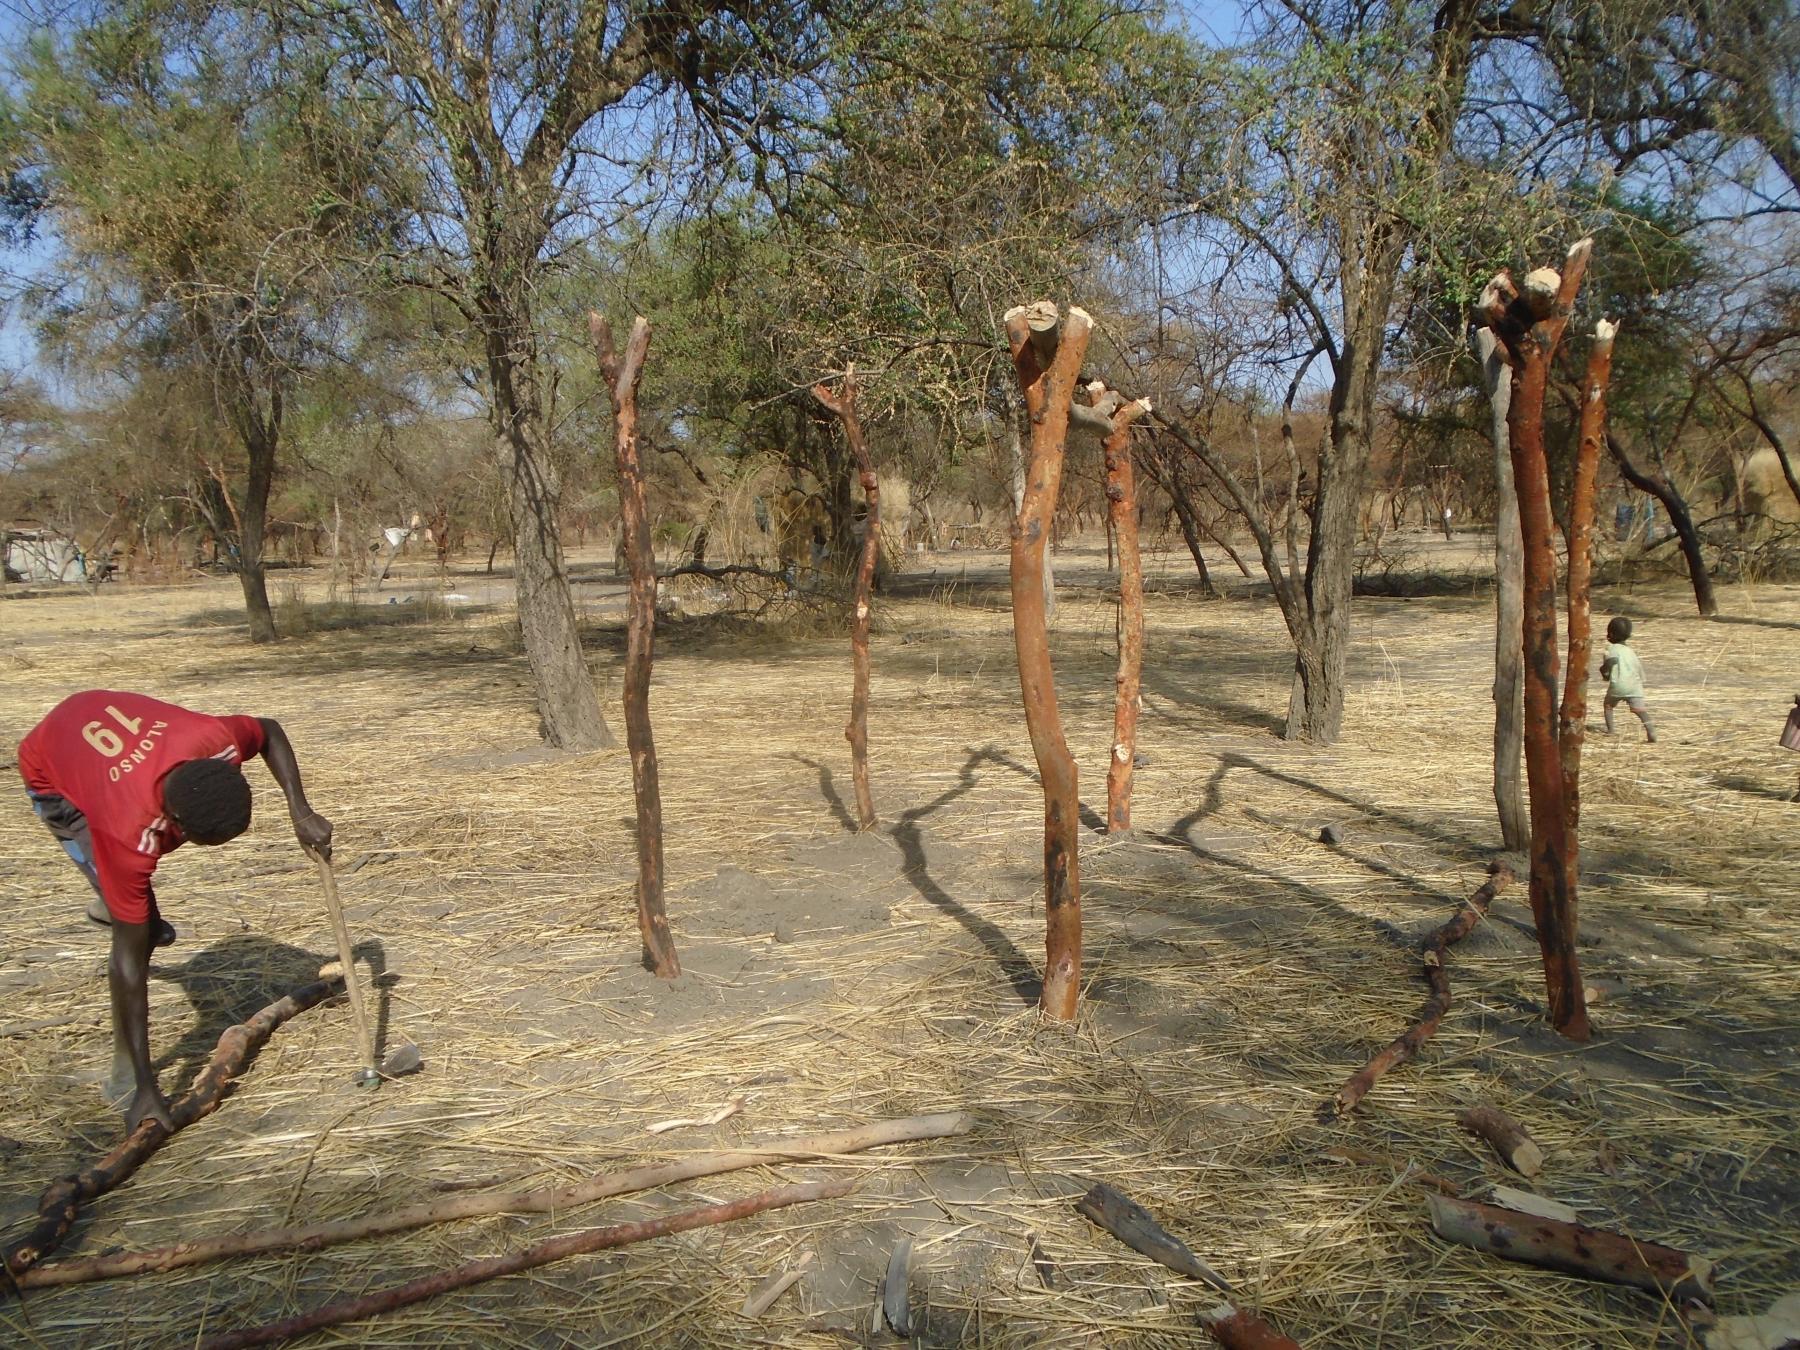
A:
1560,320,1616,886
1480,242,1593,1042
592,313,680,979
813,367,880,830
1095,382,1153,833
1003,301,1092,1020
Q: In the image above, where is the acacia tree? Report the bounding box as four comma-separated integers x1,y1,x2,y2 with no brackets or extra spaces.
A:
2,9,398,639
1159,0,1489,743
280,0,840,747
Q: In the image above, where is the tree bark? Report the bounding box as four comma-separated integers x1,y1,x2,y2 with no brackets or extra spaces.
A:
813,368,879,830
1098,386,1153,833
1559,323,1615,888
200,1179,856,1349
490,280,613,750
1003,301,1091,1021
236,420,278,644
1481,245,1594,1042
4,976,342,1277
1473,329,1528,854
17,1111,972,1292
1605,432,1718,617
592,314,678,979
1200,1305,1305,1350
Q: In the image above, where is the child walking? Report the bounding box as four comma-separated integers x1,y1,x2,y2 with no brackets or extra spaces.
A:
1600,616,1656,742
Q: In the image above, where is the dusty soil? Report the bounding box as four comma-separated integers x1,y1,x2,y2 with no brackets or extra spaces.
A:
0,531,1796,1348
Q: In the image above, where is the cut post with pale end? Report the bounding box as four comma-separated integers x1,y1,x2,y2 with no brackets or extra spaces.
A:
1002,300,1092,1021
592,312,680,980
1426,1192,1713,1305
1200,1302,1305,1349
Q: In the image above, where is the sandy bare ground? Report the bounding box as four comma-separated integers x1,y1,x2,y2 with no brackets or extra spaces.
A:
0,532,1796,1348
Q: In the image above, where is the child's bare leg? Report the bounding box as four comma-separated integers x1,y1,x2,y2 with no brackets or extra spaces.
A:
1631,698,1657,742
1603,695,1619,733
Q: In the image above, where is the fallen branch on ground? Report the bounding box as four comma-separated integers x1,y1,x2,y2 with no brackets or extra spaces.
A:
200,1178,856,1349
3,975,342,1279
1331,863,1514,1116
16,1110,974,1291
1426,1192,1713,1304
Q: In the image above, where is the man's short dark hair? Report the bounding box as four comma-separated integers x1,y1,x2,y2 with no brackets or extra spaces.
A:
1607,616,1633,644
162,759,252,844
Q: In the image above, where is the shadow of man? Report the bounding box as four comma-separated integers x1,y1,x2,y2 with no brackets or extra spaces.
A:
150,935,392,1093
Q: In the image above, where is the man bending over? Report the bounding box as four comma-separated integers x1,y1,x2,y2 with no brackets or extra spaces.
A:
18,690,333,1134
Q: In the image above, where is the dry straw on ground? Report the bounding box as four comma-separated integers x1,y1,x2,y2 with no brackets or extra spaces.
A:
0,534,1795,1348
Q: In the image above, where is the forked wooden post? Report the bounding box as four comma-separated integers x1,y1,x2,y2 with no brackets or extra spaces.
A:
1479,240,1594,1041
1003,300,1091,1020
591,313,681,980
1094,381,1153,833
812,366,880,830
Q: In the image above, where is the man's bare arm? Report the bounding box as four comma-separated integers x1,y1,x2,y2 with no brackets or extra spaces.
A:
257,718,334,857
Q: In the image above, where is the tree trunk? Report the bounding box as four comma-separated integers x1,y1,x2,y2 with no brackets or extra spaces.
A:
1481,246,1593,1042
233,415,279,644
813,368,880,831
1605,433,1718,617
1560,323,1614,874
1100,389,1153,833
1145,444,1220,596
592,315,678,979
1003,302,1091,1021
488,281,613,750
1474,329,1529,854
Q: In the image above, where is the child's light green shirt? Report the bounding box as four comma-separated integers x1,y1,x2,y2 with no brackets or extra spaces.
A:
1604,642,1645,699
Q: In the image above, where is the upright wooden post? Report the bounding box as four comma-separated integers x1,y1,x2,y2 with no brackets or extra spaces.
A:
1479,241,1593,1041
1003,301,1092,1021
1560,319,1616,855
1473,328,1529,855
1093,381,1153,833
813,366,880,830
591,313,681,979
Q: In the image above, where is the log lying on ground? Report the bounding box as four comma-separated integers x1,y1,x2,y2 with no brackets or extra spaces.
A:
1076,1182,1231,1291
201,1178,856,1350
3,975,341,1278
1199,1302,1305,1349
1426,1192,1714,1304
1458,1104,1545,1177
1332,864,1514,1115
16,1110,974,1291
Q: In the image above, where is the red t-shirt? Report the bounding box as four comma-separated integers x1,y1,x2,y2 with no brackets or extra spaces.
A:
18,691,266,923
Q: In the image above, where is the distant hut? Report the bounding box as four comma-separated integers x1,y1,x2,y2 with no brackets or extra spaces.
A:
3,523,85,583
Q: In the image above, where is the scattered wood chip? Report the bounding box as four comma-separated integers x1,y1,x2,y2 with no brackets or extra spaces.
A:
1076,1182,1231,1292
1427,1192,1714,1305
1026,1231,1059,1289
646,1097,744,1134
1488,1185,1579,1224
1705,1291,1800,1350
882,1236,913,1336
1459,1104,1545,1176
1199,1301,1305,1349
740,1251,814,1319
